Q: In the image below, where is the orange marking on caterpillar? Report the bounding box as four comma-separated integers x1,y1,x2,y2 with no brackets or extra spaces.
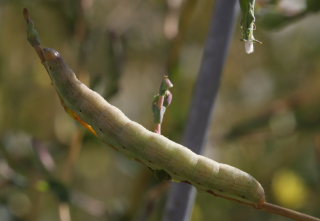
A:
59,95,97,136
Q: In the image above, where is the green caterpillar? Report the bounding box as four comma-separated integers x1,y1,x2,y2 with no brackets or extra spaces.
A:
24,8,320,221
41,48,265,208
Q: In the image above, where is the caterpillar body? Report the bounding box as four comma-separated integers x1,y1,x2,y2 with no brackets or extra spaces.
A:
41,48,265,208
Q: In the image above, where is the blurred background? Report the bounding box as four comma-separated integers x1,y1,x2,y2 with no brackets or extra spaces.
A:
0,0,320,220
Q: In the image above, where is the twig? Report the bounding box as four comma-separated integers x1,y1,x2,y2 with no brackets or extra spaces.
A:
152,75,173,134
239,0,262,54
134,75,174,220
261,202,320,221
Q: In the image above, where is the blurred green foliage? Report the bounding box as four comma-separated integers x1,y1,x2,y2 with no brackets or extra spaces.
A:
0,0,320,221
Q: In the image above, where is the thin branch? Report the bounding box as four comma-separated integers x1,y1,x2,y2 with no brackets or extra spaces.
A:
152,75,173,134
261,202,320,221
133,75,174,220
154,94,165,134
239,0,262,54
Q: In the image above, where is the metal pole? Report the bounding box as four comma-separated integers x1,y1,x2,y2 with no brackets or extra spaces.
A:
162,1,239,220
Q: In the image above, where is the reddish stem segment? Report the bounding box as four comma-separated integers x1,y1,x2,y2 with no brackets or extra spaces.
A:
153,75,173,134
261,202,320,221
154,95,165,134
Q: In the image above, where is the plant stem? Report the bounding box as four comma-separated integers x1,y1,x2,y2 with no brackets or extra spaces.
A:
153,75,173,134
162,0,239,220
155,95,165,134
261,202,320,221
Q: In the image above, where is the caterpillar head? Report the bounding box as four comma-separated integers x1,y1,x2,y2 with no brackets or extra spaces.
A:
42,48,61,61
41,48,75,84
42,48,66,76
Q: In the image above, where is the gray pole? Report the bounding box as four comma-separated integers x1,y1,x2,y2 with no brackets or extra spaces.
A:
162,0,239,220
